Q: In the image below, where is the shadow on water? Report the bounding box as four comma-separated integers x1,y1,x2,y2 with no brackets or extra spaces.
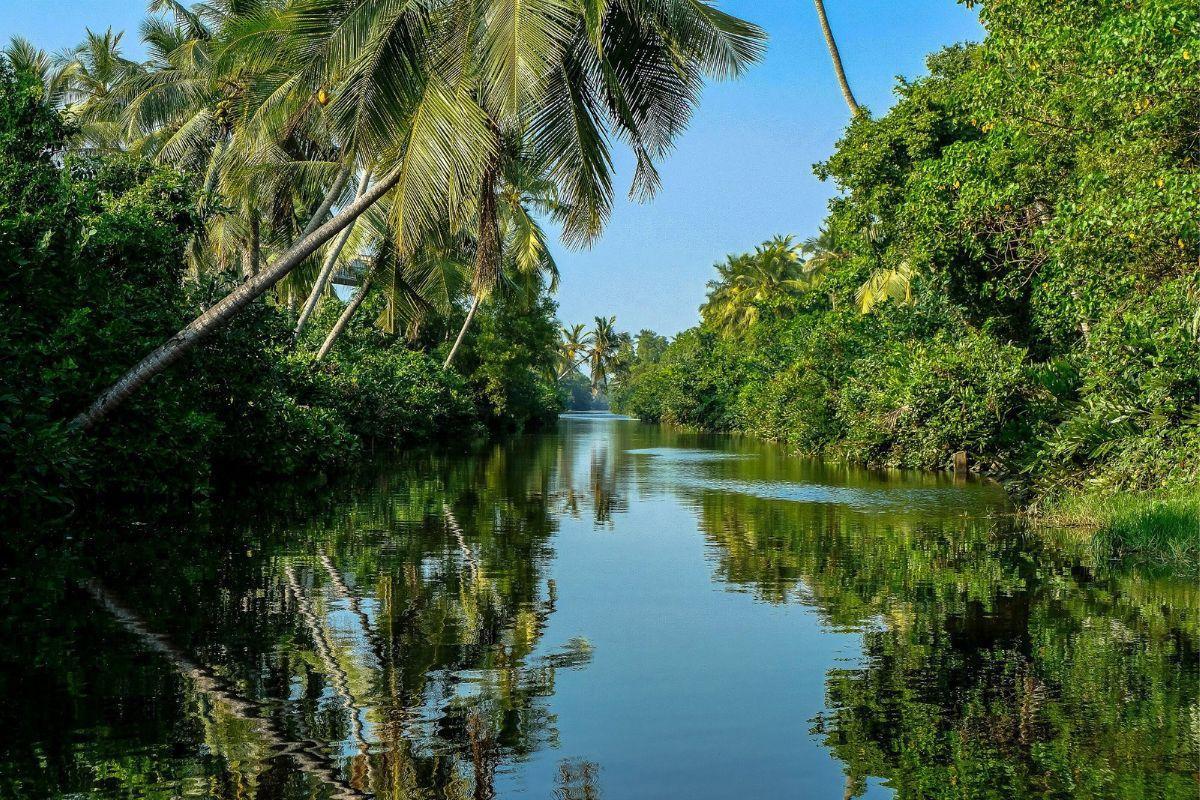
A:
1,415,1196,798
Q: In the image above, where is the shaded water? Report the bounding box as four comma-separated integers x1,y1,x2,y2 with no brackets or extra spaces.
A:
2,414,1196,798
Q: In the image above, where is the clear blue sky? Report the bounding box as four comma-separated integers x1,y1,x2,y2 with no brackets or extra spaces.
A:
3,1,982,335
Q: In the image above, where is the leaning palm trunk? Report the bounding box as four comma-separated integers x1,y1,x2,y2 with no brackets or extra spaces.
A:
315,261,378,363
294,170,372,342
301,165,352,239
557,354,589,381
813,0,861,115
442,294,480,369
71,165,404,432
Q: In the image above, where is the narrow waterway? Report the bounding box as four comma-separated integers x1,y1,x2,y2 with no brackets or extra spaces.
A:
2,414,1196,798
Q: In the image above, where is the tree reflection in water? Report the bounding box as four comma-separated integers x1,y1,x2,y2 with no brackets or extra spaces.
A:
1,417,1195,799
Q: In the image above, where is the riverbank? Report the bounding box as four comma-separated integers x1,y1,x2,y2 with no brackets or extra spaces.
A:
604,0,1197,568
1037,488,1200,567
1,69,563,518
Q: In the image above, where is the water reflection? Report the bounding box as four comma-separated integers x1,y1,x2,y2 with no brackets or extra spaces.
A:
1,414,1195,799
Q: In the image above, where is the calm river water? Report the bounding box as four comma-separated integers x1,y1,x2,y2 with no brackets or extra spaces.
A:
2,413,1196,798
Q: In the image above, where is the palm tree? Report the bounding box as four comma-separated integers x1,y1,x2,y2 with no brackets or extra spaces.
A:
3,37,75,105
557,324,593,380
65,1,353,285
52,28,146,148
856,261,915,313
444,141,562,368
700,235,816,333
588,316,620,395
812,0,860,115
72,0,767,431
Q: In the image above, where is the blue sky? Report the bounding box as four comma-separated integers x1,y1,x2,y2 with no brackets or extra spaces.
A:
2,0,982,335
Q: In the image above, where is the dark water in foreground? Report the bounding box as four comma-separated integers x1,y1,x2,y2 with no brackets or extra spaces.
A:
2,414,1197,799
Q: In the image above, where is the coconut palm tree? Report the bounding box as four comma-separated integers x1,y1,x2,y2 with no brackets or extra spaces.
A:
3,37,75,105
700,235,816,333
812,0,860,115
444,139,562,368
856,260,915,312
588,316,620,394
72,0,767,431
557,324,593,380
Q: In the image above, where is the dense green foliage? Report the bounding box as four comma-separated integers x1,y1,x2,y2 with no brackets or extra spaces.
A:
614,0,1199,522
0,64,559,514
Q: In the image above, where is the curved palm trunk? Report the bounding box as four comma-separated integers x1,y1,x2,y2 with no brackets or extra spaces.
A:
444,161,500,371
71,165,404,433
315,262,377,363
443,294,481,369
813,0,861,115
294,170,372,342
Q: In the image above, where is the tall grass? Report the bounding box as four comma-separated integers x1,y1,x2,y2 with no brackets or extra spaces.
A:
1041,489,1200,569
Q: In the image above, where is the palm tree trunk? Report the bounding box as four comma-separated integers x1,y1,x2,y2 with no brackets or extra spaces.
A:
557,354,588,381
71,164,404,433
248,209,261,275
443,295,481,369
813,0,861,115
442,161,500,371
315,263,377,363
294,170,372,342
301,165,351,239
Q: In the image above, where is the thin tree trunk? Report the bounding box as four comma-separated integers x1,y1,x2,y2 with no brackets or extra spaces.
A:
443,161,500,371
443,295,481,369
71,165,404,433
315,264,377,363
813,0,861,115
294,170,372,341
557,354,589,381
248,208,261,276
301,165,351,239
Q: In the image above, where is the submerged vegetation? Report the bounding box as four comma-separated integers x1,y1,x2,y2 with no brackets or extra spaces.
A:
611,0,1200,560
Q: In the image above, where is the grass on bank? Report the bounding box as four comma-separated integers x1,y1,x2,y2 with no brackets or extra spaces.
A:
1040,489,1200,568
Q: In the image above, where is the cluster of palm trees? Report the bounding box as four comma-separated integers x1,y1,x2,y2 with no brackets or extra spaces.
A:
5,0,767,432
699,221,919,334
556,316,629,395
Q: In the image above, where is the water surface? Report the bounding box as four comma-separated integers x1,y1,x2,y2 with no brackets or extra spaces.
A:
2,414,1196,798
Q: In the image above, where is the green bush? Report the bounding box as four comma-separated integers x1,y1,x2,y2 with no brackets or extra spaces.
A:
317,348,480,446
836,329,1041,470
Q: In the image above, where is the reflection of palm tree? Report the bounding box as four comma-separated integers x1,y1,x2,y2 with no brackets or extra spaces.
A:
554,758,601,800
444,503,482,585
283,565,376,793
84,580,371,800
